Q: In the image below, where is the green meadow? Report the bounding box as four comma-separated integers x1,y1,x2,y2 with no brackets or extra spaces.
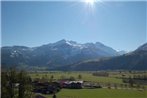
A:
30,71,147,98
30,71,123,84
42,88,146,98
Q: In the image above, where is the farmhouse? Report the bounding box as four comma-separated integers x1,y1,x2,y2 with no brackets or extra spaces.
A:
61,81,83,89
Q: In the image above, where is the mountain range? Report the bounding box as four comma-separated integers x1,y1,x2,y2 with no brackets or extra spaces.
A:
1,39,146,70
57,43,147,71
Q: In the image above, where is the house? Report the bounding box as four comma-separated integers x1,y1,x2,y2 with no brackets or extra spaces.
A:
61,81,83,89
32,81,61,94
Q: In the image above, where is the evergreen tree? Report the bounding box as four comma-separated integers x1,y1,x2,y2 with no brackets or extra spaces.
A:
1,68,32,98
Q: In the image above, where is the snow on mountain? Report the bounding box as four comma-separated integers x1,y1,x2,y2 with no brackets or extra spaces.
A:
53,39,83,49
53,39,119,57
136,43,147,51
58,43,147,71
2,39,119,68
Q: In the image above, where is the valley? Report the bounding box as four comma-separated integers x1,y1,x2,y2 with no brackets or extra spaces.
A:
2,40,147,98
29,71,147,98
2,1,146,98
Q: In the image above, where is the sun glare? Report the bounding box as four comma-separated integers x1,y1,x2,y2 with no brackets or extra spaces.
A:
85,0,96,6
83,0,103,11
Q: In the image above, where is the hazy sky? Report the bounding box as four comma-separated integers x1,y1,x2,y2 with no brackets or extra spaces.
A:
2,1,147,51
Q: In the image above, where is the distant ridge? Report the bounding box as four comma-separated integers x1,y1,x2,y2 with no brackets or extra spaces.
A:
1,39,136,70
2,39,121,70
56,42,147,71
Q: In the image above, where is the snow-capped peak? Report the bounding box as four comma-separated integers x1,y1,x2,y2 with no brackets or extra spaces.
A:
54,39,83,49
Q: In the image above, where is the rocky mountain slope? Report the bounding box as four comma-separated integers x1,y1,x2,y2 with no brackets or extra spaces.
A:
56,43,147,71
1,39,120,69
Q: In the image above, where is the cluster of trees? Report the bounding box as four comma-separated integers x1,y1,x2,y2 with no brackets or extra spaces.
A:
59,74,82,80
1,68,33,98
34,74,82,82
102,82,145,90
123,74,147,86
133,75,147,80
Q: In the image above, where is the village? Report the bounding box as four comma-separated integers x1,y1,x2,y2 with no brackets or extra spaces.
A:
32,78,102,94
31,71,147,95
2,69,147,98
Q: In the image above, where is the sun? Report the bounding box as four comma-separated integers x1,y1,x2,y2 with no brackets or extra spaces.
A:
83,0,102,12
85,0,96,6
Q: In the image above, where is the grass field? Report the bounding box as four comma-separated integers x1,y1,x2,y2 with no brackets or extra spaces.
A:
42,88,147,98
30,71,147,98
30,71,123,84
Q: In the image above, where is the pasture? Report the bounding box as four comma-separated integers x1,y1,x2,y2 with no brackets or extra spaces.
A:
30,71,147,98
29,71,123,84
41,88,147,98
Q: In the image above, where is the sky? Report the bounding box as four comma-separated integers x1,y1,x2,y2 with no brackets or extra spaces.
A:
1,1,147,51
